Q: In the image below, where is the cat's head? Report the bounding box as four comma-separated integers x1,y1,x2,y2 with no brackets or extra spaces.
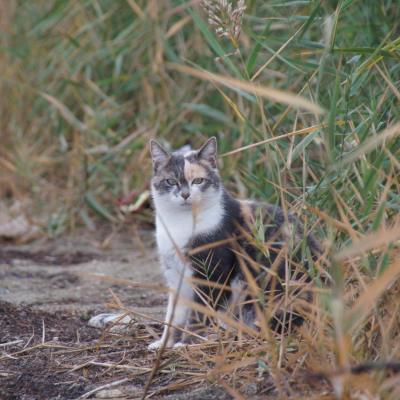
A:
150,137,221,211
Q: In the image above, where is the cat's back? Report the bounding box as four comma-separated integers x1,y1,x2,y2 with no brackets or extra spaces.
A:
192,190,309,245
237,198,321,256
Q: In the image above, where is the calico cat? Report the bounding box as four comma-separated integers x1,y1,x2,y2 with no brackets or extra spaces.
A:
147,137,321,349
89,137,321,349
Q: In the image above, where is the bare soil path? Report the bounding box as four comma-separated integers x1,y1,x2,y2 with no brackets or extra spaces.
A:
0,231,229,400
0,230,164,317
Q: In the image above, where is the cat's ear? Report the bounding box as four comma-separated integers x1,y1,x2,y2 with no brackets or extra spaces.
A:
150,140,170,172
198,137,217,168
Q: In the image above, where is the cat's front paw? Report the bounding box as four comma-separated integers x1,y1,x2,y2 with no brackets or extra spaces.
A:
173,341,186,348
147,339,165,350
148,337,180,350
147,339,187,350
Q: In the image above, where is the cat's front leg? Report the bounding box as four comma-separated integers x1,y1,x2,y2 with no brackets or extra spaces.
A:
148,292,175,350
148,282,192,350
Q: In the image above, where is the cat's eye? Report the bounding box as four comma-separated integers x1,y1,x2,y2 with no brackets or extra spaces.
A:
166,179,178,186
192,178,204,185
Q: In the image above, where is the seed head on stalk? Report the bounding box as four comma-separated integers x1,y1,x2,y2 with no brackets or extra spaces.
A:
201,0,246,49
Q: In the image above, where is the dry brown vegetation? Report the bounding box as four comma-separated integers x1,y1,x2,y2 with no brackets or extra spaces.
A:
1,0,400,399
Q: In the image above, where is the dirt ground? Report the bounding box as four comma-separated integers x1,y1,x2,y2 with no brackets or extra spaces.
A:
0,230,233,400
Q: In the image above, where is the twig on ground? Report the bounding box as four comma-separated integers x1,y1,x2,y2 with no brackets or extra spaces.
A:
0,340,23,347
79,377,131,399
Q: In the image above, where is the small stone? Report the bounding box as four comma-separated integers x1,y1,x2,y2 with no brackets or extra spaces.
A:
95,388,124,398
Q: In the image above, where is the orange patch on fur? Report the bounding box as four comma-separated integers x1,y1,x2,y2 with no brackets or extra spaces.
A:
239,200,255,228
183,160,207,182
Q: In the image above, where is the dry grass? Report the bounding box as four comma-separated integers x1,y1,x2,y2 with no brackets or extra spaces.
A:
1,0,400,398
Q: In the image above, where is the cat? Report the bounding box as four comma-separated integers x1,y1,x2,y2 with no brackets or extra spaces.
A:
147,137,321,349
89,137,322,350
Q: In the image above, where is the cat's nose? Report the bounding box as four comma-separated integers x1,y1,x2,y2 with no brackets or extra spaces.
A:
181,192,190,200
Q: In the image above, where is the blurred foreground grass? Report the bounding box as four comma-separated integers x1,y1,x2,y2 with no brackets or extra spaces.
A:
1,0,400,398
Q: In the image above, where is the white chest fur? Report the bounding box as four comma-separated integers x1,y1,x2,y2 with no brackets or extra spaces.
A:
155,201,223,252
154,196,224,289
